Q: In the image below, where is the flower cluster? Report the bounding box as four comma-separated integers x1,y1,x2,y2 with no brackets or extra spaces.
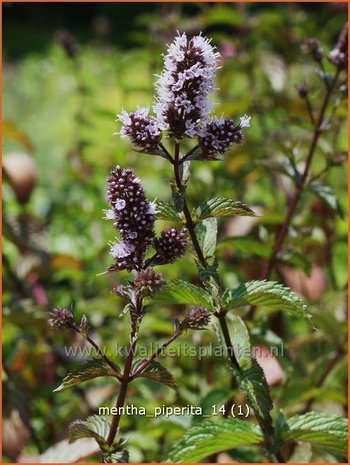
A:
48,307,75,329
118,107,162,152
329,23,348,69
198,115,250,160
182,306,211,330
106,166,155,271
155,227,188,263
154,33,221,139
134,268,164,294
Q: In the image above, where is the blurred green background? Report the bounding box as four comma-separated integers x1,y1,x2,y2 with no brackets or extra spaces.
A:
3,2,348,463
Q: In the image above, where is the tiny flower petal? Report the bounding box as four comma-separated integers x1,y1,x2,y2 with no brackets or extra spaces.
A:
103,208,116,220
239,114,251,128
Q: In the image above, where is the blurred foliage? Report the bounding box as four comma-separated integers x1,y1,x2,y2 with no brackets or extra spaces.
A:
2,2,347,463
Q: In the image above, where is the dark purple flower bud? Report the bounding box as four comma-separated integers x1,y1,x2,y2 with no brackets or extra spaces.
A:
118,107,162,152
182,306,211,330
297,83,311,99
329,23,348,69
154,33,221,139
301,38,324,62
48,307,75,329
134,268,164,294
155,227,188,263
55,29,79,58
198,115,250,160
106,166,156,271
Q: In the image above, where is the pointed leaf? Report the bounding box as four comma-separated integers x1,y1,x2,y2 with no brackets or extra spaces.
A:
103,449,129,463
133,360,177,389
153,280,214,310
69,415,111,446
222,280,311,322
156,201,183,222
167,419,263,462
226,314,251,369
309,183,344,219
53,358,121,392
192,198,256,222
217,237,271,258
283,412,348,455
237,360,274,443
195,218,217,258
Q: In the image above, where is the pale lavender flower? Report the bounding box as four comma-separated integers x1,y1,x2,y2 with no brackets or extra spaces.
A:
154,32,221,139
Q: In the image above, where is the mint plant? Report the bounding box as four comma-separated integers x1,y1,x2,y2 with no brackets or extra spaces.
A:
50,30,347,463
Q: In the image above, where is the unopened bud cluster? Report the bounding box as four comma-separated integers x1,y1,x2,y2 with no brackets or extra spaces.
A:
106,166,156,271
48,307,75,329
155,227,188,263
134,268,164,294
118,107,162,153
199,116,250,160
182,306,211,330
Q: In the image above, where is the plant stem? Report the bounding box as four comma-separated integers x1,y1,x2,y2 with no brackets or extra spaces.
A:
172,144,285,462
130,330,182,380
260,67,340,282
301,347,343,414
106,338,137,447
106,294,144,448
71,324,122,378
174,142,206,263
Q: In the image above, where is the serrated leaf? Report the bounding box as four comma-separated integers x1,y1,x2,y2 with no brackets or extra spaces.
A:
237,360,274,443
167,419,263,462
53,358,121,392
222,280,311,322
195,218,217,258
156,201,183,222
226,314,251,369
103,449,129,463
69,415,111,446
309,183,345,219
283,412,348,455
153,280,215,310
192,197,256,222
133,360,177,389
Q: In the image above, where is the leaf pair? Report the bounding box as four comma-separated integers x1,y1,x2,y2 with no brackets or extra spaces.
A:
168,412,348,462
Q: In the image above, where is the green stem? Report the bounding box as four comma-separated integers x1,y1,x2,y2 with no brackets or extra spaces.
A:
172,143,285,462
130,329,182,380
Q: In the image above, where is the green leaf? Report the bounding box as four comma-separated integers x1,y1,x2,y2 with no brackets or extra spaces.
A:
53,358,121,392
153,280,215,310
226,314,251,369
284,412,348,455
69,415,111,446
193,197,256,222
222,280,311,322
278,249,312,275
237,360,274,443
195,218,217,258
133,360,177,389
309,183,345,219
167,419,263,462
217,237,271,258
156,201,183,222
103,449,129,463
